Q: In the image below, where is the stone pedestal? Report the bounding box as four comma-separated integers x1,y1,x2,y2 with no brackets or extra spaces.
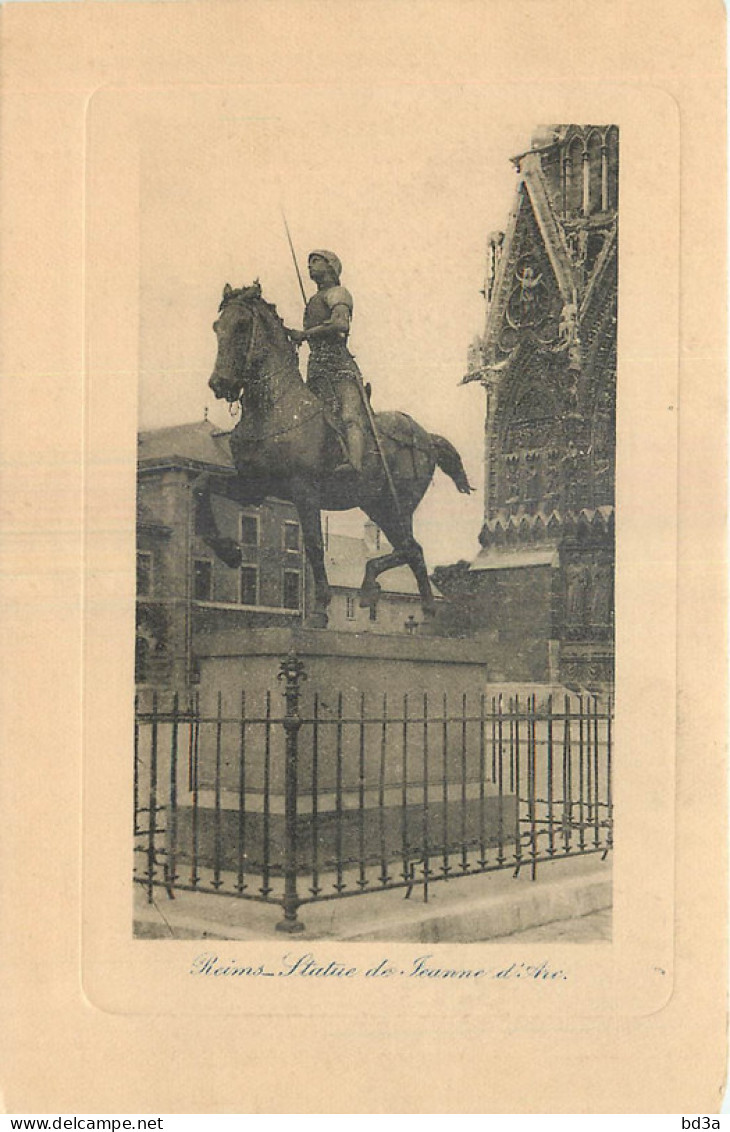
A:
197,624,491,698
173,628,513,872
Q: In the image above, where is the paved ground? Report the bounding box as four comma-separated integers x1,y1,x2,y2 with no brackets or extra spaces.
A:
135,853,612,942
486,907,611,943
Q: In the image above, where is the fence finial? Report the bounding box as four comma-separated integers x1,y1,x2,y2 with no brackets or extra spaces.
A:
278,650,306,717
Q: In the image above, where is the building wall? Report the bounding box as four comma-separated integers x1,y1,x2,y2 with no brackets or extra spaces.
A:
326,588,423,636
136,467,305,690
204,493,305,611
468,565,557,682
137,469,192,687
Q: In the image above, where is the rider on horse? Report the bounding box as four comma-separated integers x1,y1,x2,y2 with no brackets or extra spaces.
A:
203,274,474,620
287,250,367,478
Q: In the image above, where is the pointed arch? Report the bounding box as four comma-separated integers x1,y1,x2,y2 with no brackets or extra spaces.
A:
606,126,619,209
587,130,603,214
566,135,585,215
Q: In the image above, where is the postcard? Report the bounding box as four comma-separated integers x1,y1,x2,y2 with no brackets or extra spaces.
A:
0,0,725,1114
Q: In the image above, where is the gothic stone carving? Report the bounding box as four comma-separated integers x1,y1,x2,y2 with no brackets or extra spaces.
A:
562,550,614,640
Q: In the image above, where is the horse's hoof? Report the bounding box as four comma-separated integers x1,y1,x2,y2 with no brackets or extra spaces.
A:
209,538,242,568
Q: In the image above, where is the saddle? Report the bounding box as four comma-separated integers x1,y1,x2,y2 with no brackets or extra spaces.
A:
320,382,375,464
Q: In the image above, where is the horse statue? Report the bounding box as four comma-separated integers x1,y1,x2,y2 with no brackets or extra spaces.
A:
194,281,474,627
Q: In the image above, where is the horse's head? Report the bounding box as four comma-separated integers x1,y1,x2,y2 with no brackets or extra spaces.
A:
209,281,267,403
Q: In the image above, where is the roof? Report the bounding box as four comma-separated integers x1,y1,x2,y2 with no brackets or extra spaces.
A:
470,546,559,572
138,420,235,470
324,532,425,597
324,532,443,599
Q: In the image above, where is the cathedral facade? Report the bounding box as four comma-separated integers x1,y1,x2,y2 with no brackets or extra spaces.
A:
464,125,617,688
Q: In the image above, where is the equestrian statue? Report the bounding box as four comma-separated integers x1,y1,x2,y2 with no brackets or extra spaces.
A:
195,249,474,627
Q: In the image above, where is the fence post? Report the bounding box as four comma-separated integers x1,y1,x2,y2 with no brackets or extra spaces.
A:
276,650,306,934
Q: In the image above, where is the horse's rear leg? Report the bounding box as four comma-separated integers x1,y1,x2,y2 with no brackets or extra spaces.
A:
404,542,437,619
366,509,437,619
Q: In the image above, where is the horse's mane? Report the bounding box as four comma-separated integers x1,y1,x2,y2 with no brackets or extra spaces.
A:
259,298,290,336
218,283,288,334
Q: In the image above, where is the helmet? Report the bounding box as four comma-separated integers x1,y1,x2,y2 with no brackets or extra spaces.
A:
309,249,342,280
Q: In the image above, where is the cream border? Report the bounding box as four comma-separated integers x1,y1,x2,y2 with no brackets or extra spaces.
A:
0,1,724,1114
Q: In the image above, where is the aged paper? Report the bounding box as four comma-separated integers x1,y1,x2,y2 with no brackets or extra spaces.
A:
0,0,725,1115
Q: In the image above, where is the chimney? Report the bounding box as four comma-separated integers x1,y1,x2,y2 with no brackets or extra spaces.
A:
363,520,386,553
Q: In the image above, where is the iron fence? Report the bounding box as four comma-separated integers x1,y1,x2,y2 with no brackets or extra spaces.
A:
134,652,613,932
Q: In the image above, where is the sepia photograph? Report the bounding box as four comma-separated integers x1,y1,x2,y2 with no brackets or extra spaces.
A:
130,102,616,944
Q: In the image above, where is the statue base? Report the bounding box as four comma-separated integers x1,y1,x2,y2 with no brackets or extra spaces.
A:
169,628,515,876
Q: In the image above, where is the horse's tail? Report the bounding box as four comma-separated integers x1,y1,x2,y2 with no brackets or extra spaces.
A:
430,434,475,495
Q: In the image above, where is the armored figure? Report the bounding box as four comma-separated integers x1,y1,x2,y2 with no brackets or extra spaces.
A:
289,249,366,476
590,563,613,634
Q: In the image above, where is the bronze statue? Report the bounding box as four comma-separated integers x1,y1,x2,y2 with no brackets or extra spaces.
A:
195,280,474,626
287,250,366,477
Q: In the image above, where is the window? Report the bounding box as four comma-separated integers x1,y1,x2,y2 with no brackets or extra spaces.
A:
346,595,356,621
137,551,153,597
283,521,301,552
283,570,301,610
240,514,259,546
240,566,259,607
193,559,213,601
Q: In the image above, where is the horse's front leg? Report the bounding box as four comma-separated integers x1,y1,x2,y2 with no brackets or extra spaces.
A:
191,472,242,568
291,488,331,628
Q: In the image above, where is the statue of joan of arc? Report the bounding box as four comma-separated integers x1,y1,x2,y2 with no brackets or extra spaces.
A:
288,249,367,477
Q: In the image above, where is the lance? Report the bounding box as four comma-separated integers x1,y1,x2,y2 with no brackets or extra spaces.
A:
280,207,308,306
280,212,405,530
351,368,406,531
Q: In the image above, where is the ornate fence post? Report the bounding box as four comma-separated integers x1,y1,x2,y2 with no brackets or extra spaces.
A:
276,650,306,934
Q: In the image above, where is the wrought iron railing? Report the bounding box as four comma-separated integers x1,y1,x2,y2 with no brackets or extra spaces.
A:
134,654,613,932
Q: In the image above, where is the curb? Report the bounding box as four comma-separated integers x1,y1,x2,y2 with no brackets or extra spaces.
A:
345,874,611,943
134,857,612,942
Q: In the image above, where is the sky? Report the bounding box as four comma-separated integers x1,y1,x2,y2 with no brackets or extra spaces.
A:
136,87,538,567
